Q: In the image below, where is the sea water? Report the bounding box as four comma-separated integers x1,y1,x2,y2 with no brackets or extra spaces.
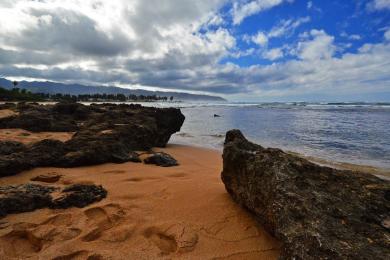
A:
127,101,390,169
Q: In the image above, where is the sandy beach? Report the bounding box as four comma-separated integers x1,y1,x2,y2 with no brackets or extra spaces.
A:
0,129,280,259
0,103,388,259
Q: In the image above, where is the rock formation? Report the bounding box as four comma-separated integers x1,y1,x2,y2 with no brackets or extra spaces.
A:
221,129,390,260
0,102,185,176
0,184,107,217
143,152,179,167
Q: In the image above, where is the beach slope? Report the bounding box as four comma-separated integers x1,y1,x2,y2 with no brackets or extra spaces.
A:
0,144,280,259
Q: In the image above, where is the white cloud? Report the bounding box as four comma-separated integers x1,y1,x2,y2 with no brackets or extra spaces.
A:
297,29,336,60
252,32,268,46
0,0,389,101
385,29,390,40
268,16,311,38
368,0,390,10
232,0,294,25
340,32,362,41
349,34,362,40
263,48,284,60
307,1,313,9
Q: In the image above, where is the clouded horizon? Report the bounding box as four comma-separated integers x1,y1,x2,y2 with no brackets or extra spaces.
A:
1,0,390,101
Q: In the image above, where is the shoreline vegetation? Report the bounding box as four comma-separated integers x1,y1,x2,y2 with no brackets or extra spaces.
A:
0,86,176,103
0,102,388,259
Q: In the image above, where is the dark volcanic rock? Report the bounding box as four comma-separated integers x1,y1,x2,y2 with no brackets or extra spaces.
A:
221,129,390,260
0,102,184,175
0,183,107,217
0,141,26,155
0,139,66,177
0,184,54,217
144,152,178,167
51,184,107,209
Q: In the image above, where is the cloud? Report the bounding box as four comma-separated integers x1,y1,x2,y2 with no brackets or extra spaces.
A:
385,29,390,40
367,0,390,11
251,32,269,46
262,48,284,60
248,16,310,46
307,1,313,9
296,30,336,60
0,0,389,101
268,16,311,38
340,32,362,41
232,0,294,25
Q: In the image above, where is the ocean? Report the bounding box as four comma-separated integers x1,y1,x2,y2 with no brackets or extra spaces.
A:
128,101,390,169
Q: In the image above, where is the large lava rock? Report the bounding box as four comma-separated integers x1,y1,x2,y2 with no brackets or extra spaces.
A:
0,183,107,217
221,129,390,260
0,103,185,176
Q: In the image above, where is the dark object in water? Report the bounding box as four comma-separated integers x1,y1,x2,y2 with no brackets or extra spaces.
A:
213,114,221,117
221,129,390,260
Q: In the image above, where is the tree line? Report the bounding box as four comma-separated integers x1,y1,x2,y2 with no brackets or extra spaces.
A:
0,85,174,102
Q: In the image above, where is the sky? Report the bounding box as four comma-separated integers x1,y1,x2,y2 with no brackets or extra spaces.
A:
0,0,390,101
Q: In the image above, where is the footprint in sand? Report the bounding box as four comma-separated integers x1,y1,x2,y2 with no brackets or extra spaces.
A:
52,250,89,260
103,170,126,174
0,221,9,230
143,227,177,255
0,222,43,257
143,224,198,255
152,188,171,200
126,176,161,182
42,213,73,226
82,203,126,242
101,224,136,242
167,173,190,179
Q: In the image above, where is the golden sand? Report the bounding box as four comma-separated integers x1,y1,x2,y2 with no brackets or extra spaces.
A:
0,142,281,259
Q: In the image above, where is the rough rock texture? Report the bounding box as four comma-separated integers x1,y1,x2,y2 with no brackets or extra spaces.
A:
0,183,107,217
51,184,107,209
144,152,179,167
221,129,390,260
0,141,26,155
0,102,184,176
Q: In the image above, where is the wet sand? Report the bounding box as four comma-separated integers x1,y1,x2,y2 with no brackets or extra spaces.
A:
0,142,281,259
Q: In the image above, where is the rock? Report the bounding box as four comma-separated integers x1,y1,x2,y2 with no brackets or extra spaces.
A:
128,151,142,163
0,183,107,217
0,103,16,110
31,173,62,183
0,139,66,177
221,129,390,260
0,184,54,217
144,152,178,167
51,184,107,209
0,141,26,155
0,102,184,176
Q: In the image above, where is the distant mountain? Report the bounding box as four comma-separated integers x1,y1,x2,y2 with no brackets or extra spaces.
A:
0,78,226,101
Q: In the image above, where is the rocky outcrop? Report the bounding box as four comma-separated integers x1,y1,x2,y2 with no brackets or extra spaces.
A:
221,129,390,260
0,102,184,176
0,141,26,155
144,152,178,167
0,183,107,217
